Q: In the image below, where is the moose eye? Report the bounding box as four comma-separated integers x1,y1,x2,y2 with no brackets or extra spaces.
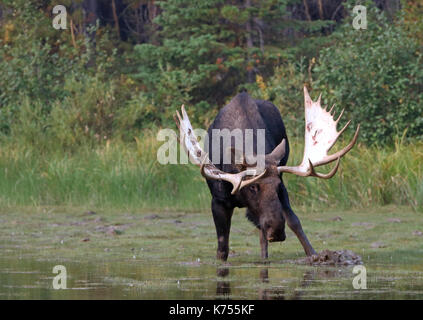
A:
249,184,259,193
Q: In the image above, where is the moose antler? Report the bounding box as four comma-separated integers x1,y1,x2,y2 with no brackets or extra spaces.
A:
174,105,266,194
277,86,360,178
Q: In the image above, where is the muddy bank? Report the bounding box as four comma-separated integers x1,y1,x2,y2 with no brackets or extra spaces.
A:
295,250,363,266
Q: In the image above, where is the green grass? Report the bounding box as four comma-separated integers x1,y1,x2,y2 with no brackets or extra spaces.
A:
0,133,421,212
0,136,209,211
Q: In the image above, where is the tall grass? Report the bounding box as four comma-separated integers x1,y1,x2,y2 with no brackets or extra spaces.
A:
283,134,423,212
0,134,210,211
0,133,421,212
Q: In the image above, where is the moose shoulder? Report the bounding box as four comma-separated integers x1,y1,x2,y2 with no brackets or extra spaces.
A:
175,87,359,261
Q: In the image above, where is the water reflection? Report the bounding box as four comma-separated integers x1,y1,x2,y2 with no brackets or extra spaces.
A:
215,265,359,300
215,266,299,300
258,268,285,300
1,257,423,299
216,267,231,298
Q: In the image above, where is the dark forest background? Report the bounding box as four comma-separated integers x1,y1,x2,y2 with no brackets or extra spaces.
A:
0,0,421,146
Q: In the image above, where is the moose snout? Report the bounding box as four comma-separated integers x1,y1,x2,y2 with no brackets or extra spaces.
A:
267,231,286,242
264,221,286,242
258,198,286,243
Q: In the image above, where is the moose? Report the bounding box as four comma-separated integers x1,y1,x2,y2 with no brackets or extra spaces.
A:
175,87,359,260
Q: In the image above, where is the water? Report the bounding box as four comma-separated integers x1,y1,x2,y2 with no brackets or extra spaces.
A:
1,257,422,299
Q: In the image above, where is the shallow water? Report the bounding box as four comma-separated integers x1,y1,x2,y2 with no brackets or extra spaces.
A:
1,257,423,299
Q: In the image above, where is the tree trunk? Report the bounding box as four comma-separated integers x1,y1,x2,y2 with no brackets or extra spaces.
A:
111,0,121,40
245,0,255,83
82,0,99,66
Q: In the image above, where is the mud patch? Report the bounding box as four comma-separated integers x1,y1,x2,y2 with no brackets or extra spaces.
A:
371,241,387,248
95,225,129,235
294,250,362,266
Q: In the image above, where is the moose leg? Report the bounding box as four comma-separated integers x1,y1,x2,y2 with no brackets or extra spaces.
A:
211,198,234,261
280,184,316,256
246,209,268,259
259,229,268,259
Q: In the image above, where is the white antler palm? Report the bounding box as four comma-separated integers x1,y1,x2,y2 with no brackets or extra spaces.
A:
277,86,360,178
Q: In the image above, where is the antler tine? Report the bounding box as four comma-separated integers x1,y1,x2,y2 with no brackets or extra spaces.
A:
328,104,335,114
174,109,187,159
326,119,352,153
335,108,345,124
238,169,267,192
174,113,182,134
173,114,179,130
201,161,267,195
337,119,352,137
313,124,360,167
277,165,313,177
309,158,340,179
181,104,189,120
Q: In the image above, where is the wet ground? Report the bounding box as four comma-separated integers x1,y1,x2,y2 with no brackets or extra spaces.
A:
1,206,422,299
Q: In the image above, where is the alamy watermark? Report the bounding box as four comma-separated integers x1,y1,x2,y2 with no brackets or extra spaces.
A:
52,265,67,289
52,5,67,30
352,265,367,289
157,128,267,171
352,5,367,30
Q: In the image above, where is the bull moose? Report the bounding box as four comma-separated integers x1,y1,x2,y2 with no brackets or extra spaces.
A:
174,87,359,260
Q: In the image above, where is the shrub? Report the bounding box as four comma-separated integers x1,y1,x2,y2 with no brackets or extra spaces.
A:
313,5,423,144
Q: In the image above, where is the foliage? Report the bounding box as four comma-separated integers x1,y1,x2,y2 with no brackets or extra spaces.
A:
0,0,135,146
313,4,423,144
130,0,320,127
2,1,420,144
402,0,423,45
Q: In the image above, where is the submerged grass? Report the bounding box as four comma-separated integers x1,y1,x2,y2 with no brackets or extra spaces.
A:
0,132,421,212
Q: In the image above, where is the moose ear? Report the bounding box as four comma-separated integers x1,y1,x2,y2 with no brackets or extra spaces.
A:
265,139,286,165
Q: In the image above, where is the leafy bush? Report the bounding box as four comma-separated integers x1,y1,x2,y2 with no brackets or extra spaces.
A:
48,74,118,149
0,1,135,149
313,5,423,144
